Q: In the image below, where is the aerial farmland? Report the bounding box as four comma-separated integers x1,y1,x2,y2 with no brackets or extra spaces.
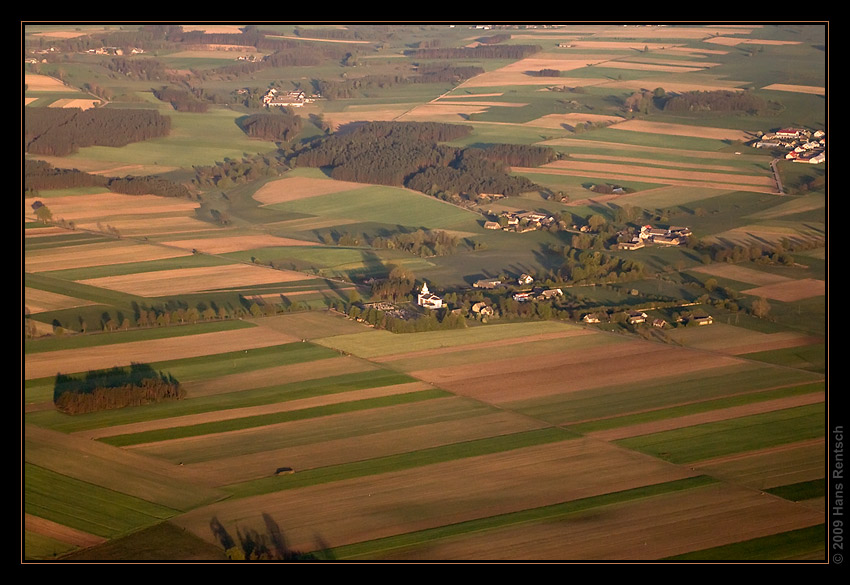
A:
23,22,828,563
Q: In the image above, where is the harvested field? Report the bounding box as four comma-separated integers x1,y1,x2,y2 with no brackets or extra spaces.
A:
171,438,701,553
409,341,744,405
76,263,310,296
24,193,199,223
608,119,753,141
704,223,826,247
26,241,189,273
24,326,300,380
741,278,825,302
253,176,366,205
25,74,68,91
585,392,824,442
160,234,316,253
373,483,822,560
665,323,822,355
25,514,106,549
48,98,101,110
569,153,746,173
689,264,793,286
762,84,825,95
24,287,97,313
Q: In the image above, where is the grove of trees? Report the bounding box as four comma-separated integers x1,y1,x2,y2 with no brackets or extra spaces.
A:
53,363,183,414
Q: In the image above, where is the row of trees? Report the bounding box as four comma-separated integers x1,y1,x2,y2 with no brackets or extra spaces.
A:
25,107,171,157
25,160,192,200
53,363,183,414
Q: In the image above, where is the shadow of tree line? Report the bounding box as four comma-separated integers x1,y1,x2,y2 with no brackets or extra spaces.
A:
210,514,335,561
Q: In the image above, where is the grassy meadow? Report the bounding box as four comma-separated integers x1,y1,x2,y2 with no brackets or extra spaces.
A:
24,23,827,562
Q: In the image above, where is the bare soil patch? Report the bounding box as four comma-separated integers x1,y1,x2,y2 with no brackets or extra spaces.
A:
541,159,771,186
24,193,199,224
25,326,300,380
741,279,825,302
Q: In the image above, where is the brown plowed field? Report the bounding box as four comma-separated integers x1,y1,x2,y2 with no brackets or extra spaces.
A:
409,341,743,405
373,483,823,560
25,326,300,380
170,438,701,553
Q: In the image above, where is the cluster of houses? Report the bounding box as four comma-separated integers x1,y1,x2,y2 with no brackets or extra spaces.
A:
262,88,317,108
751,128,826,164
583,310,712,327
618,225,692,250
484,210,557,233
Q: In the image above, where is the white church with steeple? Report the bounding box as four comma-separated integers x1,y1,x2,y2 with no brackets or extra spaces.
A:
417,281,443,309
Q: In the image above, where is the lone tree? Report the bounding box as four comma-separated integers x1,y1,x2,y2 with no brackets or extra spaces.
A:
751,296,771,319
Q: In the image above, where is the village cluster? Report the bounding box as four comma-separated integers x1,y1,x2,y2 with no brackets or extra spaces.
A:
484,209,557,233
617,224,692,251
751,127,826,164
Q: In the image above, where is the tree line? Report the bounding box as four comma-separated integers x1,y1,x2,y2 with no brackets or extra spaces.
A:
25,160,192,199
53,363,183,415
25,107,171,157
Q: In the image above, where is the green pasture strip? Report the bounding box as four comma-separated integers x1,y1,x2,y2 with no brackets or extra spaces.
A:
511,362,822,425
739,343,826,374
665,524,825,561
24,463,178,539
568,381,825,434
24,319,255,355
25,232,114,250
332,475,718,560
765,478,826,502
24,530,79,561
223,427,578,499
99,385,444,447
315,320,577,359
26,359,402,434
614,402,825,464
